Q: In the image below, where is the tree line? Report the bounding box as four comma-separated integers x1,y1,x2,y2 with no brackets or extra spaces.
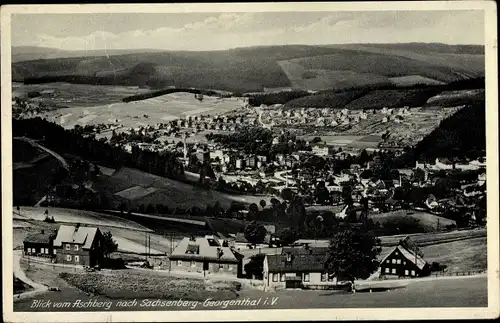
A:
13,117,185,179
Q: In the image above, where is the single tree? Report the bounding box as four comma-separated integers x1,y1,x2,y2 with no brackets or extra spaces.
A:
101,231,118,259
244,221,267,245
244,253,265,279
259,199,267,209
325,228,381,290
275,227,299,246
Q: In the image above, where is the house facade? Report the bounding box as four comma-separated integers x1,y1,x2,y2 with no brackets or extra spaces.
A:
380,237,431,278
23,230,56,258
169,235,244,277
53,224,104,267
263,247,336,290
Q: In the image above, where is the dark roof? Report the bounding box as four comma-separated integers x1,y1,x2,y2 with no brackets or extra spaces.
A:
266,254,328,273
24,232,54,244
282,247,329,256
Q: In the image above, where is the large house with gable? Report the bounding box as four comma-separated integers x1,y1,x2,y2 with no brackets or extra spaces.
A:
169,235,244,277
263,246,336,289
380,236,431,278
53,224,104,267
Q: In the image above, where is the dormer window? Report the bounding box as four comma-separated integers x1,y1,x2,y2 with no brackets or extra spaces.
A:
286,252,292,262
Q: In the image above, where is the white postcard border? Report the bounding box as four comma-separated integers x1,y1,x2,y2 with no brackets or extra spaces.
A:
2,2,499,322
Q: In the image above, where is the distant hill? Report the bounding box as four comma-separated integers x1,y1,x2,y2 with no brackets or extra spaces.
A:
12,43,484,93
12,46,163,63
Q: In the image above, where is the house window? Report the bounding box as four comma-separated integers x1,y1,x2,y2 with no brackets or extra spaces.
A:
321,273,327,282
328,274,334,282
272,273,278,282
385,267,390,273
386,260,390,263
411,270,416,276
74,245,79,251
177,260,182,266
227,265,233,270
392,259,397,264
396,259,402,264
191,261,196,268
303,273,310,282
405,270,409,276
65,244,70,251
53,249,57,255
391,268,396,274
280,273,285,282
219,263,224,269
74,255,79,263
66,255,72,261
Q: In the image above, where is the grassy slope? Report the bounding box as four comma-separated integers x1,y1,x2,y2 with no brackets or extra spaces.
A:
12,44,483,93
286,51,464,82
327,44,484,76
12,46,344,93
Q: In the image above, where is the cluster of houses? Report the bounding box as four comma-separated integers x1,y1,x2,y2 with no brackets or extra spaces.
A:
254,105,414,128
23,222,432,291
23,224,105,267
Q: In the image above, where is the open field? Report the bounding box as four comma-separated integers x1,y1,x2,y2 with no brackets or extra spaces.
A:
370,210,456,232
389,75,445,86
424,89,485,107
277,59,391,91
328,44,484,78
93,167,277,210
13,82,150,108
285,51,468,83
38,92,245,129
13,44,483,93
13,207,150,231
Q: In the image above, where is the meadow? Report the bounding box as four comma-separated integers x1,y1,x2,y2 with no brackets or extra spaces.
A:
39,91,245,129
12,82,150,108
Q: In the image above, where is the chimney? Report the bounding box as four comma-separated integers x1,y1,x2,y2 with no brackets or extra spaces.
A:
75,223,80,231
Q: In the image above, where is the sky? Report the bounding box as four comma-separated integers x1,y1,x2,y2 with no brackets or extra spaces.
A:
11,10,484,51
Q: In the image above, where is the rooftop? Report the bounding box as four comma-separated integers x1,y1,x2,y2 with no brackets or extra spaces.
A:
266,253,328,273
170,236,243,263
53,225,99,250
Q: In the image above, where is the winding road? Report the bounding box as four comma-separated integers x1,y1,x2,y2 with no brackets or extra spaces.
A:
274,170,296,186
13,250,48,300
14,137,69,170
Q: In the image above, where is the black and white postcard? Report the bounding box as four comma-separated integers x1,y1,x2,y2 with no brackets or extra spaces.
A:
2,2,499,322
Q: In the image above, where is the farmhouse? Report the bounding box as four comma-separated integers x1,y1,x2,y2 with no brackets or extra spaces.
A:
23,229,57,258
169,235,244,277
53,224,104,267
380,236,431,278
263,246,335,290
